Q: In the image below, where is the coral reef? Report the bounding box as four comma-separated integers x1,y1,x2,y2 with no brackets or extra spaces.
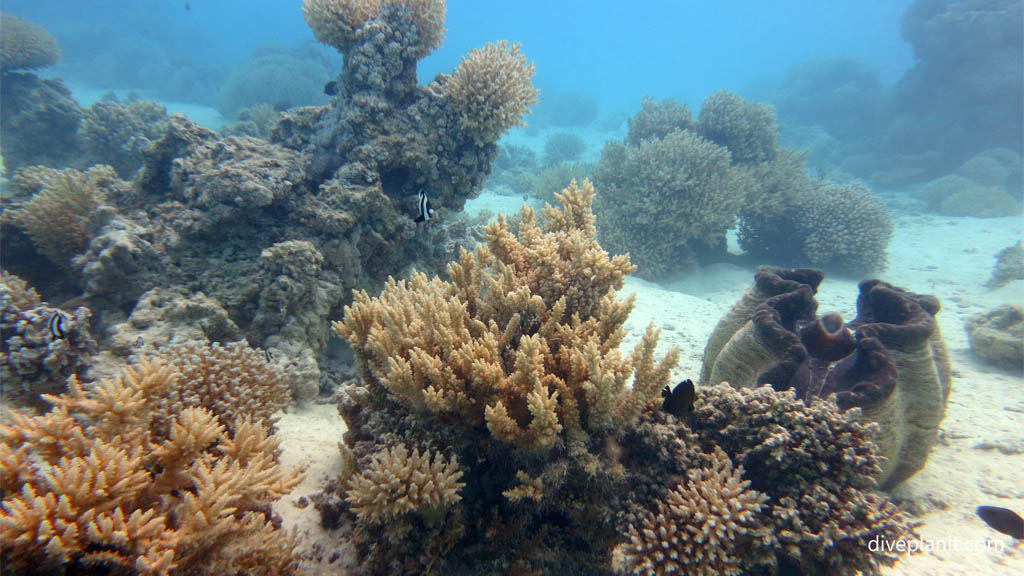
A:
686,384,914,576
612,447,770,576
79,99,170,178
0,13,59,72
697,90,778,164
0,73,82,174
148,340,293,429
0,359,303,574
795,181,894,273
542,132,586,166
987,240,1024,289
316,185,911,574
965,305,1024,371
335,180,675,452
0,271,95,407
700,266,952,489
7,165,122,269
215,43,337,117
345,445,464,524
442,41,540,144
625,97,695,146
594,128,748,278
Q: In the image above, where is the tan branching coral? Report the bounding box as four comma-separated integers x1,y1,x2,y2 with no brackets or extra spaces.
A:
502,470,544,503
303,0,445,58
0,359,303,575
612,448,769,576
697,89,779,164
443,41,540,143
336,180,677,453
148,340,293,431
9,165,118,268
796,181,894,273
0,13,59,71
345,445,464,524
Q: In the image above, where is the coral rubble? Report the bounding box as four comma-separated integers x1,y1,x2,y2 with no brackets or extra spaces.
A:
700,266,952,489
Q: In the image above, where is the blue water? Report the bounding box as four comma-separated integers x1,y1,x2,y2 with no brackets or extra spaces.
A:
6,0,913,113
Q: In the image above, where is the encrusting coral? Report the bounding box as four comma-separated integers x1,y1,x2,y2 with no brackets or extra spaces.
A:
0,358,303,575
336,179,677,453
612,447,769,576
700,266,952,489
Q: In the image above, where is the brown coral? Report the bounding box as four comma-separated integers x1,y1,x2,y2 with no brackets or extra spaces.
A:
345,445,464,524
696,89,778,164
687,384,916,576
612,448,769,576
0,13,59,72
335,179,677,453
148,340,293,432
796,181,894,273
9,165,119,268
443,41,540,143
0,359,303,575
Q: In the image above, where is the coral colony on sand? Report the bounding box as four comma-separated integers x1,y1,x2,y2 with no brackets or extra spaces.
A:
323,181,915,575
0,2,961,575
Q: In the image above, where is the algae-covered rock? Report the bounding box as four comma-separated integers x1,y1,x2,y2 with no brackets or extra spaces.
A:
965,305,1024,371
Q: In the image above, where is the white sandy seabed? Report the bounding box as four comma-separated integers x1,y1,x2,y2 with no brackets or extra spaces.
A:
273,198,1024,575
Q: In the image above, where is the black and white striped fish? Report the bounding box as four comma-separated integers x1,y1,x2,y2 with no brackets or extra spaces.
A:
414,189,435,223
48,311,70,340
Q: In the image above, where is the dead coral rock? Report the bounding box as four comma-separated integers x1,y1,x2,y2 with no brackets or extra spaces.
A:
0,272,95,408
965,305,1024,371
107,286,242,356
700,266,952,489
74,216,162,310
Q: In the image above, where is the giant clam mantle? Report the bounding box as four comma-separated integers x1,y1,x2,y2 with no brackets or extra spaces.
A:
700,266,952,488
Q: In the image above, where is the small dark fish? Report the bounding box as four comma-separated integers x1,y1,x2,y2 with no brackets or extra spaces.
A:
48,311,69,340
661,378,695,417
185,2,191,11
414,189,435,223
976,506,1024,539
264,349,274,363
134,336,145,349
324,80,339,96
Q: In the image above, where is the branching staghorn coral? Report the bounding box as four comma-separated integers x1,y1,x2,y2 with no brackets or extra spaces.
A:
8,165,120,268
612,448,770,576
147,340,293,432
345,444,464,524
796,181,894,273
0,359,303,575
443,41,540,143
335,179,678,453
697,89,779,164
594,129,750,278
